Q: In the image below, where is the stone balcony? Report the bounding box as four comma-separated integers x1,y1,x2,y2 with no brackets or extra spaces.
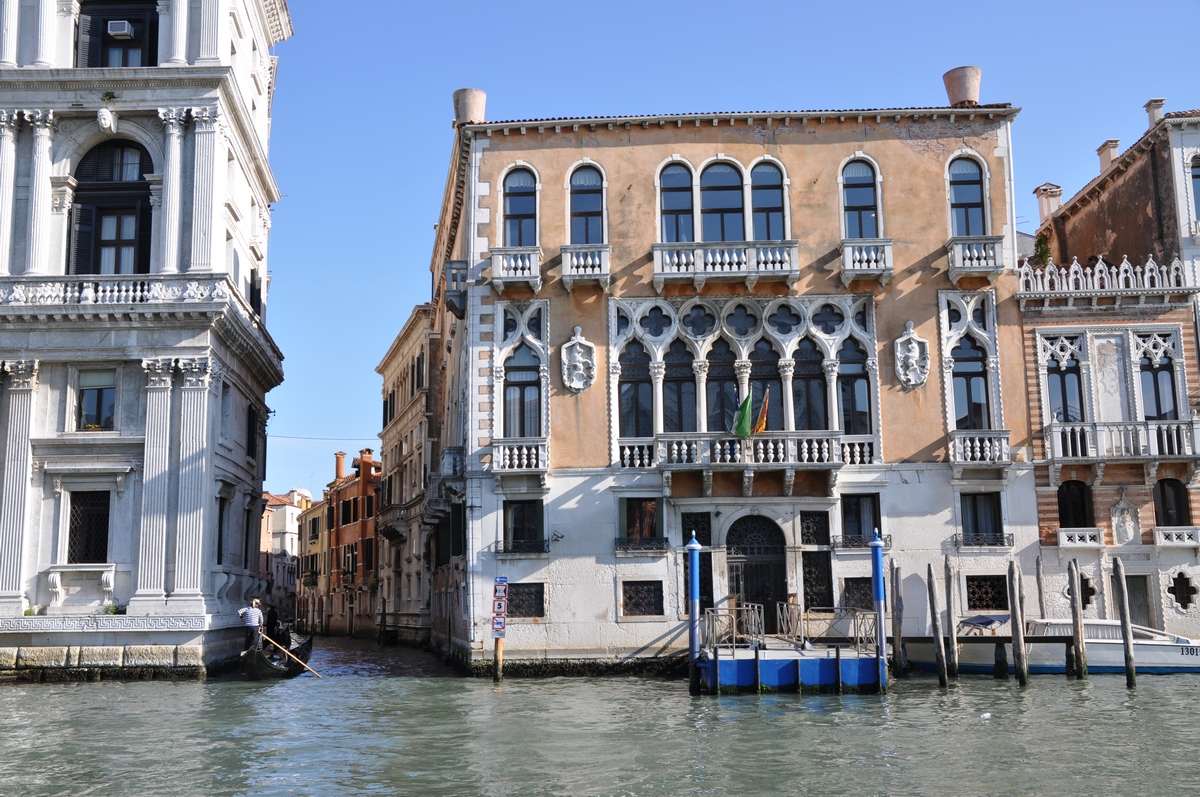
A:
1044,420,1200,483
946,235,1005,284
947,429,1011,476
839,238,894,286
492,437,548,474
560,244,610,292
651,240,800,293
1154,526,1200,548
1057,528,1105,549
489,247,542,294
1016,255,1199,312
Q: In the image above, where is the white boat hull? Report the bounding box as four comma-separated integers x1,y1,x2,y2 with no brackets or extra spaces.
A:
907,637,1200,675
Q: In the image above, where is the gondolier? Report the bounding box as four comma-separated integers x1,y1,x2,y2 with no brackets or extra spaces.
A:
238,599,264,650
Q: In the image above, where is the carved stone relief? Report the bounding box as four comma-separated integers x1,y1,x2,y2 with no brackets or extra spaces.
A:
893,321,930,389
560,325,596,393
1111,487,1141,545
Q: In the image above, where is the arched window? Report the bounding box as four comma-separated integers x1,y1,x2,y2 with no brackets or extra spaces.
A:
70,140,153,275
1057,480,1094,529
1140,349,1178,421
503,168,536,247
748,340,783,431
618,341,652,438
949,158,985,236
706,339,739,433
1046,349,1084,423
700,163,744,242
663,340,696,434
1154,478,1192,527
569,166,603,244
793,337,827,430
751,163,784,241
76,3,158,67
503,344,540,438
842,161,878,239
660,164,693,243
1192,157,1200,221
951,335,989,430
837,339,870,434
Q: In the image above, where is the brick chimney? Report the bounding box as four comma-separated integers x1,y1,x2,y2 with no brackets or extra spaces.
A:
1097,139,1120,173
359,448,373,464
334,451,345,480
1034,183,1063,224
1145,98,1166,128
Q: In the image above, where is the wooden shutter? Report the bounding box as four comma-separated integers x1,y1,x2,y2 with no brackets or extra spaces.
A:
136,199,152,274
70,205,95,275
77,14,100,68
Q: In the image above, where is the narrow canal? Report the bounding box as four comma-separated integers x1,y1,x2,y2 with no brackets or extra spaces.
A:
3,637,1198,796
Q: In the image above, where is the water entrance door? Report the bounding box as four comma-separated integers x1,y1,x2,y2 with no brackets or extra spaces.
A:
1124,574,1153,628
726,516,788,634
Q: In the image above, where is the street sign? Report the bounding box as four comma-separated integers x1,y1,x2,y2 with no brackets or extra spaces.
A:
493,599,507,615
491,630,505,639
492,616,506,631
495,576,508,583
493,584,508,599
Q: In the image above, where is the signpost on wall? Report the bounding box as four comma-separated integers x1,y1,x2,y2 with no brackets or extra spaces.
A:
492,576,508,682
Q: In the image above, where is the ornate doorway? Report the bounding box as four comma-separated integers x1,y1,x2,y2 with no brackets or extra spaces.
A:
726,515,788,634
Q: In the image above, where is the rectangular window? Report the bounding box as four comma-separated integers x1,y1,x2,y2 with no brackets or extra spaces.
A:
961,493,1004,546
622,581,664,616
363,537,374,573
246,405,259,459
366,495,374,518
681,512,714,611
216,496,227,566
352,497,359,523
840,494,880,546
340,500,352,526
327,503,335,529
508,583,545,618
68,490,110,564
220,384,232,440
965,575,1009,611
97,212,137,274
619,497,662,541
503,500,544,552
78,369,116,431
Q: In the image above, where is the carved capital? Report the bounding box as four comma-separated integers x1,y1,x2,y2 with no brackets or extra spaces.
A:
608,362,621,378
865,358,879,376
5,359,39,390
494,365,505,384
50,176,76,215
776,359,795,379
190,105,221,133
733,360,753,380
141,357,175,388
822,359,840,380
986,356,1000,374
23,109,54,135
156,0,170,12
158,107,188,135
0,110,20,139
648,361,666,382
691,360,708,379
56,0,79,17
178,358,211,389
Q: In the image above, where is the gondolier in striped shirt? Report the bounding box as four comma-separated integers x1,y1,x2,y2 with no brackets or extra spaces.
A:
238,598,264,650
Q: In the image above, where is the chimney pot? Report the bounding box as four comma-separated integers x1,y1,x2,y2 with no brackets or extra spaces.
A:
453,88,486,126
334,451,346,480
943,66,981,108
1098,139,1121,173
1145,98,1166,128
1034,183,1063,224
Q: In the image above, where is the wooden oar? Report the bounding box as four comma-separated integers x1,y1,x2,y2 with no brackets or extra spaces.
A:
259,627,323,678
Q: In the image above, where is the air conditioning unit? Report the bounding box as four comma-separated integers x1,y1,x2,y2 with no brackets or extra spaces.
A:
106,20,134,39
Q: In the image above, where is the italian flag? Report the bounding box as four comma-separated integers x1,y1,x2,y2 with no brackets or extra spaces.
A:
733,391,769,437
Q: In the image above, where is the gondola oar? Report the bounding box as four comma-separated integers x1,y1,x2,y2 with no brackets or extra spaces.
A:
259,627,323,678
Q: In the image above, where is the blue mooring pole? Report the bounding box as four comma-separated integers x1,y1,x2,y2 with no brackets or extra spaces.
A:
687,531,702,695
869,528,888,693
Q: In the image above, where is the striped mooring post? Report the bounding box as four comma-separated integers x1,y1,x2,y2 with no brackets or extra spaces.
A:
870,528,887,693
686,532,702,695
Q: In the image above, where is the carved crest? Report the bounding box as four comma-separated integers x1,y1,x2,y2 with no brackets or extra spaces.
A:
560,326,596,393
893,321,930,390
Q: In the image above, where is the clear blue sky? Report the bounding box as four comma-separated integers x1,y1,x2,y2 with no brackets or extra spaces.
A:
263,0,1195,496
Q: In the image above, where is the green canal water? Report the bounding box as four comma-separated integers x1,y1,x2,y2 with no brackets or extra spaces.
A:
3,637,1199,796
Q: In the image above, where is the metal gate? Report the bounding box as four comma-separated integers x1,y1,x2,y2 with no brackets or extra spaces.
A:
726,516,788,634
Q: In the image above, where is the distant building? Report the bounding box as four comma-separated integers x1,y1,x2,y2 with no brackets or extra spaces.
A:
260,489,310,616
323,450,381,637
296,497,328,634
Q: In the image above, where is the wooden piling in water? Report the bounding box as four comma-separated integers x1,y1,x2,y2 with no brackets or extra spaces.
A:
1113,557,1137,689
994,641,1009,679
1035,554,1046,619
926,563,948,687
1068,559,1088,679
1008,560,1028,686
493,637,505,683
944,555,959,680
890,560,908,676
834,644,843,695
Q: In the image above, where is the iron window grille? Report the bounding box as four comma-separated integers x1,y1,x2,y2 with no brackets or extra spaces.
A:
831,534,892,550
965,575,1009,611
622,581,664,616
682,512,714,611
615,537,669,553
507,583,545,617
67,490,110,564
799,511,831,546
841,577,874,611
959,492,1005,546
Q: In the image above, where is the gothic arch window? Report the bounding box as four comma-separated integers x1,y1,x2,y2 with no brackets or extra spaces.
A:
951,334,990,430
949,157,986,236
660,163,694,243
700,163,744,242
618,341,653,438
750,163,784,241
842,160,878,239
1046,341,1084,423
793,337,827,431
503,168,537,247
1154,478,1192,528
77,2,159,67
748,339,783,431
1139,348,1178,421
70,140,153,275
663,340,696,434
503,344,541,438
1057,480,1094,529
706,339,739,433
837,338,871,435
569,165,603,244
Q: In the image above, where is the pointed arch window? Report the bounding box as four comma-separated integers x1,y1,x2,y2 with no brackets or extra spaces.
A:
842,161,878,239
503,344,541,438
660,164,693,243
70,140,153,275
1140,349,1178,421
1057,480,1094,529
949,158,986,236
701,163,744,242
570,166,603,244
663,340,696,434
618,341,653,438
751,163,784,241
952,335,990,430
706,339,739,433
1154,478,1191,527
837,339,871,435
504,168,537,247
748,340,783,431
793,337,827,431
1046,348,1084,423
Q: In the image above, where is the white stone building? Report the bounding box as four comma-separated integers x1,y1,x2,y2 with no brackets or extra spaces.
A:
0,0,291,675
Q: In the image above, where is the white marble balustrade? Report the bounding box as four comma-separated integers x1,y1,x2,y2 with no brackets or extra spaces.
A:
651,240,800,292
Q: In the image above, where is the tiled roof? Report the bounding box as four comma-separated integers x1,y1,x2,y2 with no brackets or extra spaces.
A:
1165,109,1200,119
479,103,1014,126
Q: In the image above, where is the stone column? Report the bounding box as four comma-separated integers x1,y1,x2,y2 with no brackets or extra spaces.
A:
32,0,54,67
158,108,186,273
649,361,665,436
0,0,17,67
986,355,1003,429
130,358,174,606
164,0,187,65
188,106,223,272
23,110,53,274
172,358,212,608
778,359,795,431
0,360,38,613
824,359,841,431
145,174,163,273
692,361,708,433
49,175,74,275
734,360,752,402
0,110,19,274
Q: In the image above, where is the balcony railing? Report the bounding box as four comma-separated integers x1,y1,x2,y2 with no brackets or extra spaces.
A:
948,429,1011,466
1045,421,1200,462
497,539,550,554
1016,255,1198,310
1154,526,1200,547
617,438,656,468
439,446,465,478
614,537,670,553
946,235,1005,284
839,238,894,286
492,437,548,472
831,534,892,550
953,532,1014,548
444,260,467,319
651,240,800,293
489,247,542,294
560,243,610,292
1058,528,1105,548
657,431,843,468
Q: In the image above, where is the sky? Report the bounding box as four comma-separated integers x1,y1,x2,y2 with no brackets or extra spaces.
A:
262,0,1197,496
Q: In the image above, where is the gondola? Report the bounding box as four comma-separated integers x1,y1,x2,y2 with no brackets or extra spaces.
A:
240,629,314,679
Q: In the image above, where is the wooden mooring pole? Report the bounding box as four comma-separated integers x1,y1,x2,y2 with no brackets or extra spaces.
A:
1035,554,1046,619
1068,559,1088,679
944,555,959,679
1008,560,1028,686
890,560,908,677
926,563,948,687
1113,557,1137,689
493,636,505,683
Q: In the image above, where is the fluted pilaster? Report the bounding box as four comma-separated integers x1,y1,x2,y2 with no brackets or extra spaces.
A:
0,110,18,274
158,108,186,273
131,358,174,603
172,357,211,600
0,0,17,67
188,106,222,272
23,110,53,274
32,0,54,66
0,360,38,611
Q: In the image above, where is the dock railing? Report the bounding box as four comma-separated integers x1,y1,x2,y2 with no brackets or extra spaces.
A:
800,607,880,655
703,604,765,653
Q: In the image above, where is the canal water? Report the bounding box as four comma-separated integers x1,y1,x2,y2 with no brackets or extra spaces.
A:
3,637,1199,796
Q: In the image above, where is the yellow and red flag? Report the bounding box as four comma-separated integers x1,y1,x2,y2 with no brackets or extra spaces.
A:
752,391,770,435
